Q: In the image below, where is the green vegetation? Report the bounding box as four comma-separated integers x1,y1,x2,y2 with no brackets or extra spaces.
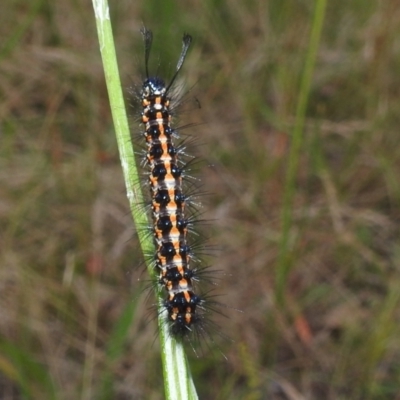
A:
91,3,197,398
1,0,400,398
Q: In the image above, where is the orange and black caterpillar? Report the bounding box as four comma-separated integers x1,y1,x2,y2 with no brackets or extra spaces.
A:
138,27,204,337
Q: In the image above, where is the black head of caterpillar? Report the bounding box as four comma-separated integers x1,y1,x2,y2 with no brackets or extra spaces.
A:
137,27,217,340
140,27,192,114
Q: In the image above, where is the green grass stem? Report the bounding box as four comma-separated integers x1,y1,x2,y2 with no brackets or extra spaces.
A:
0,339,57,400
275,0,327,306
91,1,198,398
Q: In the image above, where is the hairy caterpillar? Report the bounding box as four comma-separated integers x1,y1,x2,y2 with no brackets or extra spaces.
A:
135,27,211,339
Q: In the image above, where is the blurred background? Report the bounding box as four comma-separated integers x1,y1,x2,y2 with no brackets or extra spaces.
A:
1,0,400,399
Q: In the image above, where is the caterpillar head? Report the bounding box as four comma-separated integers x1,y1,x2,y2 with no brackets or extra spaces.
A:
141,77,166,99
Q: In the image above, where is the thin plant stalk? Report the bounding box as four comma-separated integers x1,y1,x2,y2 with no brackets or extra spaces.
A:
91,1,198,398
275,0,327,306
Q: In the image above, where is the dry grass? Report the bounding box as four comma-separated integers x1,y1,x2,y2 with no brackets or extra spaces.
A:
1,0,400,399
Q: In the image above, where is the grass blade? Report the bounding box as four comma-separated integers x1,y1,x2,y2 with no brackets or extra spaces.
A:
275,0,327,306
90,1,198,398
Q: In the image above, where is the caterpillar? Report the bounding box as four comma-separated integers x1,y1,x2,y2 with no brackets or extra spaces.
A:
137,27,206,338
